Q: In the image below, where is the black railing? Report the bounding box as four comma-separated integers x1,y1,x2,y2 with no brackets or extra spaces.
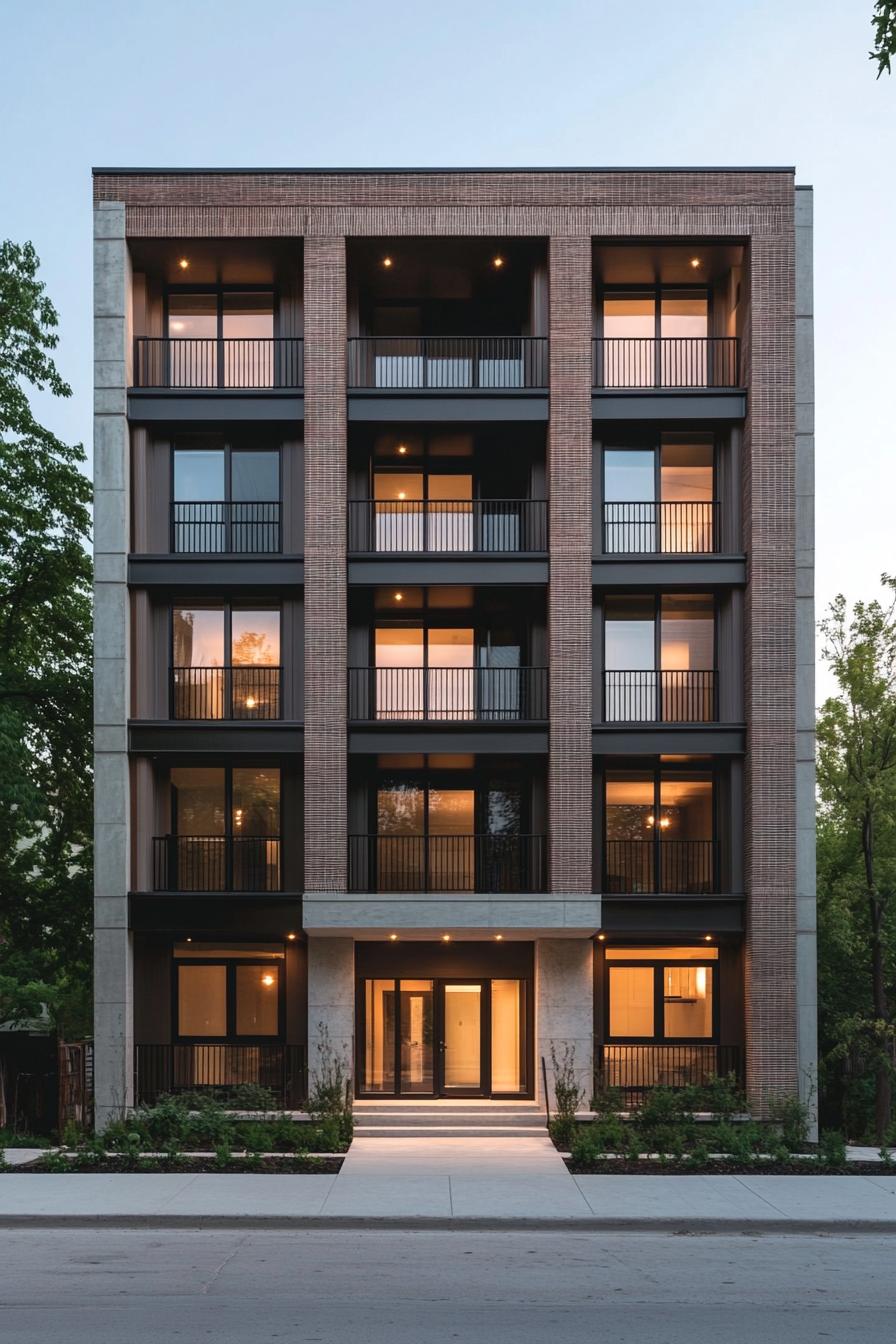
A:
348,336,549,389
171,666,282,721
135,1043,307,1108
348,833,547,893
153,836,282,893
348,666,548,722
593,337,739,389
348,498,548,553
594,1044,744,1107
133,337,304,389
602,501,718,554
603,839,716,894
603,671,717,724
170,501,281,553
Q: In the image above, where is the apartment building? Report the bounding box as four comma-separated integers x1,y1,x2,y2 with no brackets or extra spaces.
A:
92,167,815,1126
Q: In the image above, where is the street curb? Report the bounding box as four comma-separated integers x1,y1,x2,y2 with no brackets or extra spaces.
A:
1,1215,895,1234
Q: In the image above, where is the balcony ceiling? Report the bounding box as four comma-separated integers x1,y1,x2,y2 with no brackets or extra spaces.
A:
129,238,297,286
594,243,744,286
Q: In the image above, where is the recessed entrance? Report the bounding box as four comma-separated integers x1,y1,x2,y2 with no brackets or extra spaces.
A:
358,972,530,1098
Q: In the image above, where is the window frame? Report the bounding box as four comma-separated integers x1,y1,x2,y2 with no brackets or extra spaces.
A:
596,284,712,343
605,956,719,1045
601,760,718,893
173,954,285,1044
164,284,279,342
170,764,282,839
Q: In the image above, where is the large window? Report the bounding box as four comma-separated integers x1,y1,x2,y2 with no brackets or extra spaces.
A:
600,289,709,387
174,943,283,1041
172,442,280,553
603,766,715,894
603,434,715,553
167,289,275,387
603,594,715,722
172,606,281,720
605,947,718,1043
161,766,281,892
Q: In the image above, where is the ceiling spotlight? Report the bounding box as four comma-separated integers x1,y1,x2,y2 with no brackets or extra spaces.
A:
287,932,297,941
690,257,701,269
597,933,606,941
261,973,275,987
178,257,189,270
389,933,398,941
441,934,451,942
397,444,408,455
494,934,503,941
186,936,192,943
704,934,713,942
382,256,393,269
492,255,505,269
394,591,403,602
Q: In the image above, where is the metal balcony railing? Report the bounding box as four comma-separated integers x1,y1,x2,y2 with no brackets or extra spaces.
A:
135,1043,307,1107
592,337,739,389
603,839,717,895
348,336,549,389
603,671,717,724
170,501,281,554
152,835,282,893
348,498,548,553
348,833,547,893
594,1044,744,1106
171,666,282,721
348,666,548,722
133,337,304,389
602,501,718,554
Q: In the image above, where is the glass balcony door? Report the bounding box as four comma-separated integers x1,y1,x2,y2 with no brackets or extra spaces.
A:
374,626,474,720
373,470,473,552
603,437,714,555
172,444,280,554
603,768,715,894
603,594,715,723
600,290,708,388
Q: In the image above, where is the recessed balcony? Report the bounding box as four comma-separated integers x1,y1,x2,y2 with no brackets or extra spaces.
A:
348,497,548,555
603,670,717,724
348,833,547,894
152,835,282,893
592,337,739,390
134,337,304,389
171,666,282,721
348,666,548,723
348,336,548,390
604,838,717,895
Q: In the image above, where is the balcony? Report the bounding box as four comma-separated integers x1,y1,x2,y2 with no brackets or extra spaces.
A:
348,337,548,390
171,667,282,721
592,337,739,390
604,839,716,895
603,502,718,555
348,498,548,554
152,836,282,893
603,671,717,724
133,337,304,389
135,1043,307,1108
595,1044,744,1106
348,667,548,723
170,502,281,554
348,834,547,893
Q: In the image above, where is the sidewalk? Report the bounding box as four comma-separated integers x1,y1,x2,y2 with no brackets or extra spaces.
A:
2,1137,896,1230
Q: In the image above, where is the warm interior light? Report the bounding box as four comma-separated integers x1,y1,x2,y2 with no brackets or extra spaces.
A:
287,932,297,941
382,256,393,268
178,257,189,270
234,808,243,829
261,973,275,987
646,814,655,828
394,592,403,602
186,936,192,943
389,933,398,941
704,934,713,942
492,255,505,269
441,934,451,942
244,696,257,709
397,491,406,500
659,816,671,830
170,320,185,332
690,257,701,269
397,444,407,455
494,934,503,941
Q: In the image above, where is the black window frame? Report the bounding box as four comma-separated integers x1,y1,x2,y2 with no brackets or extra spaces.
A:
601,759,718,894
173,953,286,1044
604,955,720,1046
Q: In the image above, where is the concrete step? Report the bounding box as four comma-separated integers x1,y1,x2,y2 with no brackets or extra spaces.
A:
353,1101,547,1138
353,1125,548,1138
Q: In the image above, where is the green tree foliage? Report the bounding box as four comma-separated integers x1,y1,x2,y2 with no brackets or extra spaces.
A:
0,240,92,1036
817,578,896,1141
871,1,896,76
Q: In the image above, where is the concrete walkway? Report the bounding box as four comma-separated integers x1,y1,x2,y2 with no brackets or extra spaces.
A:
2,1136,896,1229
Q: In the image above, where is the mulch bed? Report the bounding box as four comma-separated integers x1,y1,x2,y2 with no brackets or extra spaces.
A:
565,1158,891,1176
3,1155,345,1175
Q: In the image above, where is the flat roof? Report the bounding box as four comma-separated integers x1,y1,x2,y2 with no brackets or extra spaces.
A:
92,165,796,176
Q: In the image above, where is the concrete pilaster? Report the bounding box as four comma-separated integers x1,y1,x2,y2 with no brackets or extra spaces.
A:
307,937,355,1093
536,938,594,1107
93,202,133,1127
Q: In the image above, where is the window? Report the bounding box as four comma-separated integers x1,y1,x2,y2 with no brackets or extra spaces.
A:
174,943,284,1041
603,766,714,894
172,606,281,720
599,289,709,387
165,767,281,892
167,289,275,387
603,595,715,723
605,949,717,1043
602,435,715,554
172,442,280,553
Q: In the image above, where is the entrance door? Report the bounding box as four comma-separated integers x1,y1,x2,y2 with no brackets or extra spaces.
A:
438,982,486,1095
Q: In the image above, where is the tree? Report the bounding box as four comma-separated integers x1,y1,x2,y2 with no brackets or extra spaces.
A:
0,240,92,1038
871,1,896,76
817,578,896,1141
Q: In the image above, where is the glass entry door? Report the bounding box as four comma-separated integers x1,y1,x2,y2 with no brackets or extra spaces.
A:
439,983,485,1094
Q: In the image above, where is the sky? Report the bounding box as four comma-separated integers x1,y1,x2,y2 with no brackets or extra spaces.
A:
1,0,893,701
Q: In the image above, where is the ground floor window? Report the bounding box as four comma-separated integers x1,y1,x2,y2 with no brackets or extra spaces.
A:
360,975,528,1098
174,942,284,1041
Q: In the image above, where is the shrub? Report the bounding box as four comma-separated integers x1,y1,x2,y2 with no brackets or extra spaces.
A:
694,1072,744,1119
548,1115,577,1150
768,1093,810,1152
817,1130,847,1170
549,1041,583,1146
589,1085,624,1118
178,1084,277,1112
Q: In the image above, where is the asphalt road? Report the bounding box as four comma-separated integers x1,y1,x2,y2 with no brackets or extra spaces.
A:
1,1227,893,1343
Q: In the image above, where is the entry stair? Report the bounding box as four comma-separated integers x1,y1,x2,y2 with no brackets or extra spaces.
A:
353,1098,547,1139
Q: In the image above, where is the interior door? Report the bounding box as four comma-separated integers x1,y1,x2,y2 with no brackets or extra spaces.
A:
438,981,487,1095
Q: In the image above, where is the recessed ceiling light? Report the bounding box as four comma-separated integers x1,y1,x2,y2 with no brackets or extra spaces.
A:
690,257,701,269
178,257,189,270
382,256,393,268
287,932,297,941
394,592,403,601
397,444,408,455
597,933,606,941
704,934,713,942
389,933,398,942
441,934,451,942
494,934,503,941
492,255,505,269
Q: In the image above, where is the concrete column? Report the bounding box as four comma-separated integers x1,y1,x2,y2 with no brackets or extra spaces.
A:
547,236,593,896
93,202,133,1128
536,938,594,1107
795,186,818,1135
307,937,355,1094
303,238,347,896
